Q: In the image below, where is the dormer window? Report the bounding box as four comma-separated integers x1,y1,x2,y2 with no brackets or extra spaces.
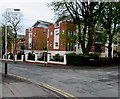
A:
29,27,32,32
56,23,59,27
55,22,60,28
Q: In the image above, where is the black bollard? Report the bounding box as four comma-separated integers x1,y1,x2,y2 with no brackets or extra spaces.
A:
5,62,7,77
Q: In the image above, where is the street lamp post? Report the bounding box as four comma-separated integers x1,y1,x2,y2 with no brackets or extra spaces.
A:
4,8,20,77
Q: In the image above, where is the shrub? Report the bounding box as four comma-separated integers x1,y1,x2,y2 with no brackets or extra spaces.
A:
78,54,89,57
66,53,90,65
52,54,64,62
37,52,47,61
117,52,120,57
17,51,24,60
89,53,100,58
66,53,101,66
67,52,119,66
8,53,13,60
66,53,77,56
28,52,35,61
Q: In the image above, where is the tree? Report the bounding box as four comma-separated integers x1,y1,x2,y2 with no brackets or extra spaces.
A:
2,9,23,58
99,2,120,57
0,26,2,58
0,25,13,55
49,1,106,55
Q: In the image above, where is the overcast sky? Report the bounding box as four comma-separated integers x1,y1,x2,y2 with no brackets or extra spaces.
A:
0,0,55,35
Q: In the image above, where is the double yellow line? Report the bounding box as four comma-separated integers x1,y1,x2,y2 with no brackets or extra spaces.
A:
2,72,77,99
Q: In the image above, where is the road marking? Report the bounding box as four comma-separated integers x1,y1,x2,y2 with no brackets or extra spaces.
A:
1,72,77,99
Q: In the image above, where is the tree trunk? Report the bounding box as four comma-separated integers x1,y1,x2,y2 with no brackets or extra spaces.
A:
13,28,17,62
108,36,113,57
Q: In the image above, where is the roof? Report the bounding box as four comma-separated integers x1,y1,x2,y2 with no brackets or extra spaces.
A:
32,20,53,28
17,34,25,39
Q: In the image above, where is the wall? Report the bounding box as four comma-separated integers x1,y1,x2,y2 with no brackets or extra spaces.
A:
25,27,47,51
48,22,76,51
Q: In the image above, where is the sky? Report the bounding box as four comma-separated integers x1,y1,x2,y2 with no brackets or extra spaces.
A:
0,0,56,35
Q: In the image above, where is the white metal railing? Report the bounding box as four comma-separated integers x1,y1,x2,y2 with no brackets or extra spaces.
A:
1,53,67,65
47,54,67,65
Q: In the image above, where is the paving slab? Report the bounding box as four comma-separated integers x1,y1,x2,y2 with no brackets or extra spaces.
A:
2,75,57,97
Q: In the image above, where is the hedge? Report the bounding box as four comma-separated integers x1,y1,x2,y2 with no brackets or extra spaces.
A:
66,53,119,66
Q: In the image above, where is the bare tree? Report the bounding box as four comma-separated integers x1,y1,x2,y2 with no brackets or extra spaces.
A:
2,8,23,60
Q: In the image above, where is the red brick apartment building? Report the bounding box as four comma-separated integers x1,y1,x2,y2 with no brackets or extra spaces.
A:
48,21,76,52
48,21,105,54
25,20,106,56
25,20,52,51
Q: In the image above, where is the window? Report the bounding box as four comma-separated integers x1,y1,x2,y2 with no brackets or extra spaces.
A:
67,43,75,51
29,43,32,49
68,30,74,35
50,42,52,47
55,42,58,47
29,28,32,32
62,30,65,34
55,23,60,27
29,34,32,38
55,30,59,35
74,31,76,35
50,32,53,35
30,43,32,47
43,29,46,33
61,42,64,46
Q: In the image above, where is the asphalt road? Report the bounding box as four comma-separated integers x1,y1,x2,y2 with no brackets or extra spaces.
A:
1,62,119,98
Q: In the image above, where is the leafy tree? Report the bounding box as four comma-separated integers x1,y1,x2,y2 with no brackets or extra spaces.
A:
99,2,120,57
0,25,13,55
49,1,106,55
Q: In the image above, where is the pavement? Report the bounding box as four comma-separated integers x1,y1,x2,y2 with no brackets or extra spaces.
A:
1,74,57,98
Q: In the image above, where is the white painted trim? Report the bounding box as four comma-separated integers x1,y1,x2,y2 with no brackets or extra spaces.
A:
54,29,60,49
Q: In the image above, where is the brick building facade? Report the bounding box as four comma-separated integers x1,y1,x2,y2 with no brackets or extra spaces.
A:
48,21,76,51
25,20,107,56
25,20,52,51
48,21,105,54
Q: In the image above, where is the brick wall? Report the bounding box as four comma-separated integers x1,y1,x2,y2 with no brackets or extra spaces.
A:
25,27,47,50
48,22,76,51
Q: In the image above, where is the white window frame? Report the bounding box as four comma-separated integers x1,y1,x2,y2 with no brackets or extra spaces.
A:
50,31,53,35
55,42,58,47
62,30,65,34
50,42,52,47
54,22,60,28
29,27,32,32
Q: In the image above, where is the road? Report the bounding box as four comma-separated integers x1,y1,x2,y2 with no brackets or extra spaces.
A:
1,62,119,98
